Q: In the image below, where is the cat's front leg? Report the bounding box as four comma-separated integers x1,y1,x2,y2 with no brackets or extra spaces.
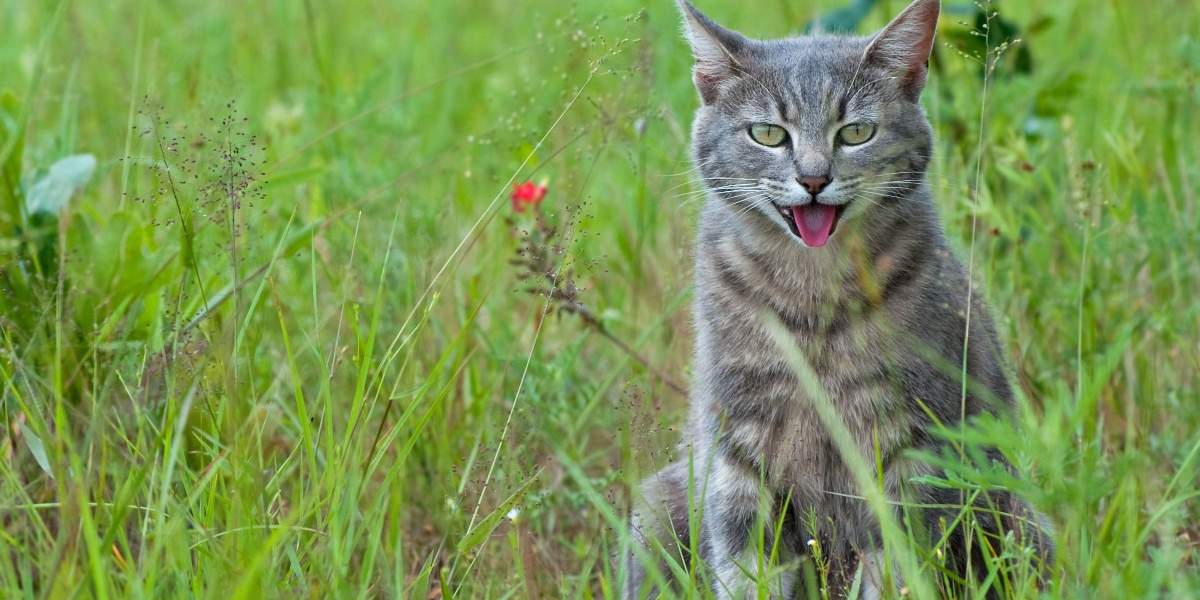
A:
858,549,902,600
703,456,796,599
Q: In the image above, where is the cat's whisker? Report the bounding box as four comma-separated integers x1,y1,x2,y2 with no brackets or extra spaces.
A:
863,174,931,183
729,194,771,219
680,194,758,210
666,177,760,194
853,189,910,201
859,182,922,190
864,174,958,190
652,157,722,178
851,186,919,203
678,186,767,208
725,191,767,205
856,186,928,195
721,189,768,204
669,183,761,198
677,195,749,207
849,190,891,208
858,181,947,193
670,186,758,199
678,185,762,196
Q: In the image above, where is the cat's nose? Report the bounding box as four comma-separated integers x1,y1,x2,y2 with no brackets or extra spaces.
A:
798,175,831,196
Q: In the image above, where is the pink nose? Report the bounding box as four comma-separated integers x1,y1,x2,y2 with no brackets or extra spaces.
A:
798,175,830,195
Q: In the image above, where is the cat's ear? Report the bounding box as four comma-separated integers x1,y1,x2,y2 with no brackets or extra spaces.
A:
677,1,750,104
862,0,940,100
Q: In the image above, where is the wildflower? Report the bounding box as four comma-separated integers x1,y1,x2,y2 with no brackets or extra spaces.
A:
265,100,305,136
511,179,548,212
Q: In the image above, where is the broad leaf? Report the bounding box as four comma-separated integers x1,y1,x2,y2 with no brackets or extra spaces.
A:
26,154,96,216
20,422,54,479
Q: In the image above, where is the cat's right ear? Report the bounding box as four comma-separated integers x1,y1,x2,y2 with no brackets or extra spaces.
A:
861,0,940,100
677,1,750,104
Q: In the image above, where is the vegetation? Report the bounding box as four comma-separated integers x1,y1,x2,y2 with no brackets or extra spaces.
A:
1,0,1197,597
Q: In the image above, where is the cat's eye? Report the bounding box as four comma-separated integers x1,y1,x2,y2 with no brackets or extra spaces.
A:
837,123,876,146
748,123,788,147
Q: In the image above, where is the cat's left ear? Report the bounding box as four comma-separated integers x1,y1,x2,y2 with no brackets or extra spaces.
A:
861,0,940,100
677,1,751,105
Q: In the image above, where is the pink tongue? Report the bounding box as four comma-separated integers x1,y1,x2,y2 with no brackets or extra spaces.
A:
794,204,837,247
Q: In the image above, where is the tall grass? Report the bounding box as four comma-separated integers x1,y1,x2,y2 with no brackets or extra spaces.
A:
0,0,1197,597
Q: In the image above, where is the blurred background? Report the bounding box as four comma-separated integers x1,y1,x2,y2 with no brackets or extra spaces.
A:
1,0,1198,597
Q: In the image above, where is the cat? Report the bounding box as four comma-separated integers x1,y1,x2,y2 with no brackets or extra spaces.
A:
622,0,1053,597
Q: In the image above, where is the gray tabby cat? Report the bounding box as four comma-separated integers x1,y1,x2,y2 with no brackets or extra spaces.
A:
623,0,1052,597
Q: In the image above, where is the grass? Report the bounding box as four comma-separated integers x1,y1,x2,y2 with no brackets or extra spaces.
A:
1,0,1198,597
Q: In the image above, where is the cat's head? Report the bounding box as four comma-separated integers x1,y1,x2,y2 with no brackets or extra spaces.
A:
680,0,939,248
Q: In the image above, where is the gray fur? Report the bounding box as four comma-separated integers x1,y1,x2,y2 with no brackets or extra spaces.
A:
622,1,1052,597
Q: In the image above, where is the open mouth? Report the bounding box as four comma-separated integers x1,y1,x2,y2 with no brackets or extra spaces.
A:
774,202,846,247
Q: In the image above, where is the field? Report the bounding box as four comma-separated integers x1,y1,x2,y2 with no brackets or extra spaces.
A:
2,0,1198,597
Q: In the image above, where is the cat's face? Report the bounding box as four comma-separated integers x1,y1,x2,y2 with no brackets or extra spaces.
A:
681,0,939,248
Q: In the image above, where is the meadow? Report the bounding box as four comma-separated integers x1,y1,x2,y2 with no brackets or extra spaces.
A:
1,0,1198,597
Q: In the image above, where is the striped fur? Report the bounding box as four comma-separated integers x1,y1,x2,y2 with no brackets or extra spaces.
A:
623,1,1052,598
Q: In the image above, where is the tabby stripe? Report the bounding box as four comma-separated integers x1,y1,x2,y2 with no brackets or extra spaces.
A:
711,255,757,301
767,298,820,335
733,237,780,283
824,285,870,338
865,209,907,265
822,301,857,338
698,226,725,248
880,246,927,300
806,347,834,376
720,394,788,426
715,497,758,555
713,364,795,403
775,96,792,124
716,430,763,471
836,367,895,392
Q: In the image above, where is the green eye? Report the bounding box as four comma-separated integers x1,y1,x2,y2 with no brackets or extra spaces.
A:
837,123,876,145
748,123,788,147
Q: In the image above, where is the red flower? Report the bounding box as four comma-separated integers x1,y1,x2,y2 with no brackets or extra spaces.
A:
511,180,548,212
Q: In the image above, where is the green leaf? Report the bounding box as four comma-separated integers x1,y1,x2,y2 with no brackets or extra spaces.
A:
455,473,539,556
26,153,96,216
19,422,53,479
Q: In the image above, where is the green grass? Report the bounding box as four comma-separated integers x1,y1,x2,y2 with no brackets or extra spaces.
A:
1,0,1198,597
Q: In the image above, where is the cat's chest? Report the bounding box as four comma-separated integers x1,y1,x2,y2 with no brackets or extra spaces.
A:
709,319,903,459
702,353,907,516
696,249,913,489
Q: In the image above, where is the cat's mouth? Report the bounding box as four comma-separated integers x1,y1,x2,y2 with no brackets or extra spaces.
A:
774,202,846,248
